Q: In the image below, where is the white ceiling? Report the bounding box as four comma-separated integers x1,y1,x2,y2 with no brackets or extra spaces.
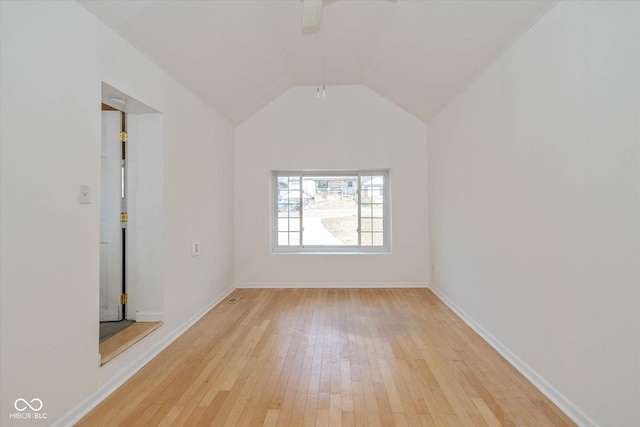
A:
80,0,555,124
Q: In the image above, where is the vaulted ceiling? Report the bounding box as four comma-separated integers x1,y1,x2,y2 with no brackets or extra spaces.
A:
80,0,554,124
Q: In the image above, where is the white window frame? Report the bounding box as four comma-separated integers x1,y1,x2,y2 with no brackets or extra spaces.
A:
271,170,391,254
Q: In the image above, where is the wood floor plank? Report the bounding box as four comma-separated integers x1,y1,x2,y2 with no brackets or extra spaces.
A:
78,289,576,427
262,409,279,427
329,393,343,427
472,397,503,427
316,409,329,427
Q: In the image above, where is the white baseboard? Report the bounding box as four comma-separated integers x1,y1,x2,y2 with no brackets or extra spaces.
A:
135,311,164,322
430,285,598,427
236,281,429,289
52,285,235,427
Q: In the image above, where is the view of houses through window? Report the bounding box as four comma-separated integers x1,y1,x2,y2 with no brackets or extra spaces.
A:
273,171,388,252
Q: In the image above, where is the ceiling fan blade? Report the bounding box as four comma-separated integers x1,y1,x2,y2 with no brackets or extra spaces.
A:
302,0,322,28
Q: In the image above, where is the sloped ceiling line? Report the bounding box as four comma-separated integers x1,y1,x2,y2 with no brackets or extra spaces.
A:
80,0,555,125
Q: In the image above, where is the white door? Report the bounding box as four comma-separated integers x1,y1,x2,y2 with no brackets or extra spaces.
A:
100,111,123,321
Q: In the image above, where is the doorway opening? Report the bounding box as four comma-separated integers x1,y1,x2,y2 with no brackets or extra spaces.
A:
98,83,165,366
100,103,131,340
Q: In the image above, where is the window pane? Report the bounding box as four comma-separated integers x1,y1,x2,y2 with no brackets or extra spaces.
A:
289,219,300,232
289,232,300,246
361,232,373,246
361,218,372,232
361,203,372,218
372,218,384,232
372,232,384,246
278,217,289,232
303,176,357,246
278,232,289,246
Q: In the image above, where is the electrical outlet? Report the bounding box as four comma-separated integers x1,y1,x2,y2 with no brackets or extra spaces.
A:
78,185,91,204
191,240,200,256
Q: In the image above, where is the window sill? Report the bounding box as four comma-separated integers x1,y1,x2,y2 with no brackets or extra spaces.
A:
271,249,392,255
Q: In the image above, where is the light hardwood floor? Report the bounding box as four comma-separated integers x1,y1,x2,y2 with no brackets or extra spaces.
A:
77,288,575,426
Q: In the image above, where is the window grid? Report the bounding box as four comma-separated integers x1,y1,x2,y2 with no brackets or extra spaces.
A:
273,171,389,253
359,175,385,248
277,175,302,246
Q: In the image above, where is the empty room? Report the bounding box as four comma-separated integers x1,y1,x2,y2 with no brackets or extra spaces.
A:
0,0,638,426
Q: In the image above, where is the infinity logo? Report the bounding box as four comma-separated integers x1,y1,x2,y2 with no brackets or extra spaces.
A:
14,398,43,412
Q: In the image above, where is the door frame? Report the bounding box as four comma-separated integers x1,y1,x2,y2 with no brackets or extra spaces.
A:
101,82,165,325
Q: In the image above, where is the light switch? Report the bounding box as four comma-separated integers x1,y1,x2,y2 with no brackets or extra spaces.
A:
191,240,200,256
78,185,91,204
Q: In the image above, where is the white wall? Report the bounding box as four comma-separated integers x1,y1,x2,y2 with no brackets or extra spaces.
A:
1,2,101,424
0,1,235,424
428,1,639,426
234,86,429,287
161,77,235,328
